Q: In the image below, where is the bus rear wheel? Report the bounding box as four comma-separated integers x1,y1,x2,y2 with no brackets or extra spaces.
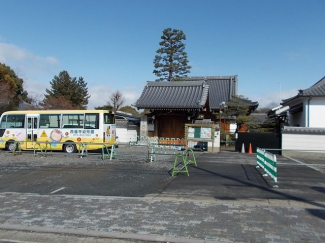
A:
64,143,77,153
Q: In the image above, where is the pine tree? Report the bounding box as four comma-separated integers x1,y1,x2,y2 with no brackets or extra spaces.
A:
153,28,191,81
43,70,90,109
221,95,254,132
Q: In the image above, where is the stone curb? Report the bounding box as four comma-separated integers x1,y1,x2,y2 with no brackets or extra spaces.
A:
0,223,220,243
1,192,324,209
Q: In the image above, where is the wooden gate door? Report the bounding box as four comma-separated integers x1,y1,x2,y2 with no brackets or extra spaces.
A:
158,115,187,139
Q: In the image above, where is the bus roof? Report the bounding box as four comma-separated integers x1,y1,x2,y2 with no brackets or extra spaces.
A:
1,110,114,115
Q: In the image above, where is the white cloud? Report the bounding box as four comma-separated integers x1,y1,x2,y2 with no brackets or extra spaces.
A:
122,86,142,106
0,41,60,99
44,56,58,65
249,89,298,109
87,85,112,109
24,80,48,97
0,42,59,79
0,42,58,65
87,85,142,110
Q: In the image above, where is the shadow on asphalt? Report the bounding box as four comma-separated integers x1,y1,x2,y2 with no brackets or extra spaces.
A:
306,209,325,221
312,186,325,194
190,165,325,210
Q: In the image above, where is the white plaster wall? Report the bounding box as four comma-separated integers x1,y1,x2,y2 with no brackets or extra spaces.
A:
282,133,325,151
309,98,325,127
287,97,325,127
116,126,138,143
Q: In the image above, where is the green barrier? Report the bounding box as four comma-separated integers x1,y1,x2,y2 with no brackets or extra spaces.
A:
172,154,189,176
3,140,117,160
172,149,197,177
102,144,116,160
33,141,52,157
78,142,88,158
185,149,197,166
12,141,22,155
148,146,156,162
256,148,278,187
147,145,184,162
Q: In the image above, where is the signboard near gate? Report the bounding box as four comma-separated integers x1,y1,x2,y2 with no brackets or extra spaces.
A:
185,124,215,141
185,124,217,152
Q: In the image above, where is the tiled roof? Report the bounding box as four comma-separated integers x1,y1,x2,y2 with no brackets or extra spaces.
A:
248,113,268,125
283,126,325,134
134,81,209,110
300,76,325,96
185,76,238,110
134,76,258,111
135,76,243,110
282,76,325,104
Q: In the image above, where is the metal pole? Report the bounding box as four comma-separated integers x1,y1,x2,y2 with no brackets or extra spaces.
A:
224,109,226,147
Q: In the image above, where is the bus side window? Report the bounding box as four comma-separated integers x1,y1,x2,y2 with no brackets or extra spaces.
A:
85,114,99,129
40,114,60,128
7,115,25,128
62,114,84,128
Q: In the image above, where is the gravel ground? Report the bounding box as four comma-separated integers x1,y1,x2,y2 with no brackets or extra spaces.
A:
0,145,198,171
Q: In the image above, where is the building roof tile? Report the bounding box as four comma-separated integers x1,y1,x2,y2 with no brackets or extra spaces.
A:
248,113,268,125
282,76,325,104
300,76,325,96
283,126,325,134
134,76,258,111
134,80,209,110
184,76,238,110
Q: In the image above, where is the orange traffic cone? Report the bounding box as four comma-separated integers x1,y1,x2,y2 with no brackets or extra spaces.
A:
248,143,253,154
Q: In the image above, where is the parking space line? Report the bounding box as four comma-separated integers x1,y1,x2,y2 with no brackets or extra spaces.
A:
50,187,65,194
283,156,322,172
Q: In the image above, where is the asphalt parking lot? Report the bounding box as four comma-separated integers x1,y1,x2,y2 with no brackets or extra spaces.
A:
0,148,324,202
0,148,325,242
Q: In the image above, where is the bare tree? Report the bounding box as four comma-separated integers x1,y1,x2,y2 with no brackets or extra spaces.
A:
26,93,45,110
42,95,78,110
108,91,125,112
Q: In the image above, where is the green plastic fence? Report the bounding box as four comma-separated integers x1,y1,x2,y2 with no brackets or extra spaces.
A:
257,147,278,187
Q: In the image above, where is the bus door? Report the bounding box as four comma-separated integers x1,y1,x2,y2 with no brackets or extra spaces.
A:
26,115,39,148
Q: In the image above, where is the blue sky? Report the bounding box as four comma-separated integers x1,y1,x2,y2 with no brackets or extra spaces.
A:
0,0,324,109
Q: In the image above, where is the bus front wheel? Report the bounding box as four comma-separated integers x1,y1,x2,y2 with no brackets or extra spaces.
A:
6,142,16,152
64,143,77,153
